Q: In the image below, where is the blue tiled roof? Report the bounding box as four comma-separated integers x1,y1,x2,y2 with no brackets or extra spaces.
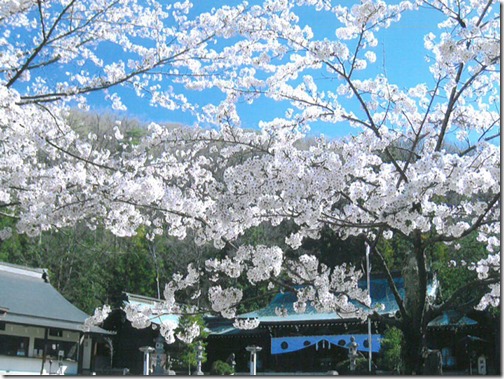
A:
239,277,409,323
427,310,478,327
124,292,180,326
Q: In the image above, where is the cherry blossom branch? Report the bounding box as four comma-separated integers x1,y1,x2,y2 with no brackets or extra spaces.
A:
0,202,20,209
6,0,78,88
37,0,46,40
43,138,124,173
431,276,499,314
19,30,217,105
336,69,410,183
430,192,500,243
460,128,501,156
434,0,497,151
397,79,442,187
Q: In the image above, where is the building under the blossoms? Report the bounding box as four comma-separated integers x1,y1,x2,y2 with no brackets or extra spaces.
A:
206,273,497,374
97,273,498,375
206,273,406,373
0,262,113,375
99,292,181,375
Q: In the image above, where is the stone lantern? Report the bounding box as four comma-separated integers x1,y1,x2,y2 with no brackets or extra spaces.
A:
139,346,155,375
194,341,204,375
229,353,236,374
246,345,262,376
153,334,165,375
348,336,358,372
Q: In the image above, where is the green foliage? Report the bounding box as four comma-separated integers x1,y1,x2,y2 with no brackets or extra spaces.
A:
210,360,235,375
0,217,28,264
375,233,412,272
378,326,404,374
0,219,165,312
302,227,366,268
430,232,491,302
378,238,396,270
176,314,208,371
0,220,114,313
67,110,147,151
106,229,160,302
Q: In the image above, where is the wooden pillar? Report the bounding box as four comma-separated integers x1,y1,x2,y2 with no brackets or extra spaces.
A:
77,333,83,374
39,328,49,375
90,338,97,374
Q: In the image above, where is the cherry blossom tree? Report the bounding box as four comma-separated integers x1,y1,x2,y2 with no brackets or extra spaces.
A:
0,0,499,373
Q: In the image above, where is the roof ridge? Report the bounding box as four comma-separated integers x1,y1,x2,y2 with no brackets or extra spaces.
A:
0,262,46,279
5,310,87,324
124,292,163,303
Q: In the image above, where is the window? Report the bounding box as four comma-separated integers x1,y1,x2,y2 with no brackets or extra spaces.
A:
49,328,63,337
0,322,5,331
0,335,29,356
34,339,78,360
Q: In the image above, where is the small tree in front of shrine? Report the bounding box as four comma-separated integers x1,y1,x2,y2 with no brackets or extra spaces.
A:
176,314,208,375
378,326,404,374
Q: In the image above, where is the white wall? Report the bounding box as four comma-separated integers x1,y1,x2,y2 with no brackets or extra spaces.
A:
82,336,92,370
0,355,78,375
0,323,81,374
1,324,79,350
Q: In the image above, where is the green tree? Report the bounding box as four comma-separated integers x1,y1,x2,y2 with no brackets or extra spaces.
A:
378,326,404,374
176,314,209,375
430,232,493,306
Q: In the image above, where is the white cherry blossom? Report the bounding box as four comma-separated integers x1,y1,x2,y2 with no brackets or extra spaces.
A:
0,0,499,371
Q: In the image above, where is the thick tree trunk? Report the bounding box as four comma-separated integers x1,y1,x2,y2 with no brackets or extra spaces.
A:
401,317,426,374
400,235,430,374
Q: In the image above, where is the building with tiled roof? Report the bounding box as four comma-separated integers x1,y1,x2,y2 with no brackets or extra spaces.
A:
205,273,439,373
0,262,113,375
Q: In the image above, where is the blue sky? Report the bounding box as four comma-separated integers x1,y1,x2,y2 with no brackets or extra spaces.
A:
29,2,455,140
103,2,445,140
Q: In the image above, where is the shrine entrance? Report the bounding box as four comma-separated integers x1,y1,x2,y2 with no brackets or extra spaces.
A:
271,335,381,373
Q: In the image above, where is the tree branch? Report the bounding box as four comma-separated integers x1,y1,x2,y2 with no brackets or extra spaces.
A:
431,276,499,313
6,0,78,88
430,192,500,243
369,240,409,320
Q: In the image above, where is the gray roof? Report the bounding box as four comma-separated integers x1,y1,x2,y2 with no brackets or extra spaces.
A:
0,262,112,334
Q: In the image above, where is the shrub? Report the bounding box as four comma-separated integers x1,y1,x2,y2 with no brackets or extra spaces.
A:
210,360,235,375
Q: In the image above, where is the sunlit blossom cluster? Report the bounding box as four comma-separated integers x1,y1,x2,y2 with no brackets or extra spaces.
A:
233,318,260,329
469,254,500,280
83,305,111,332
176,322,200,344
